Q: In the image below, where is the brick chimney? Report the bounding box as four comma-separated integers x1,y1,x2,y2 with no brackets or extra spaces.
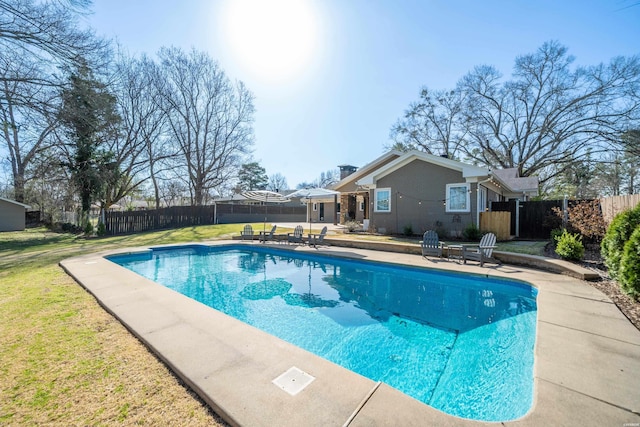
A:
338,164,358,180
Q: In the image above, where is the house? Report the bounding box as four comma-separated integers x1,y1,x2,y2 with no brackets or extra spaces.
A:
332,150,538,237
0,197,31,232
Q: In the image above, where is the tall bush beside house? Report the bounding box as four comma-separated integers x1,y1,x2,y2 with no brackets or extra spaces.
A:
601,205,640,280
619,226,640,298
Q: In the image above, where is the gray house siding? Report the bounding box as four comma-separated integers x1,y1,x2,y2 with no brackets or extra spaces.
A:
308,201,337,224
369,160,478,237
0,199,27,232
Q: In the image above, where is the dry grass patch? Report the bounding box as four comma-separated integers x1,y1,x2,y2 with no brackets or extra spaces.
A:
0,228,236,426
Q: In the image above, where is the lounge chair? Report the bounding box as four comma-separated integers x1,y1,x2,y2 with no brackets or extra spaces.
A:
287,225,304,244
259,225,277,243
308,226,328,247
421,230,444,258
240,224,254,241
462,232,499,267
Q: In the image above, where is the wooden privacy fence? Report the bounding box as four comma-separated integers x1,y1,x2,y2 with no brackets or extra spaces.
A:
490,196,640,239
105,206,215,235
600,194,640,224
479,211,511,240
104,204,306,235
491,200,565,239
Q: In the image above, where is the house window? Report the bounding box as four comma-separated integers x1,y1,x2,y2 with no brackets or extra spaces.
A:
359,201,364,211
313,202,318,211
374,188,391,212
446,183,470,212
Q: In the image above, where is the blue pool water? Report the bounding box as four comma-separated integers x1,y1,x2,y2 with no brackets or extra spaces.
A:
108,245,537,421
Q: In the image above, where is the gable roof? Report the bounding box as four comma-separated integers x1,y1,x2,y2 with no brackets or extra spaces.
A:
0,197,31,209
331,150,403,191
490,168,539,194
355,150,490,188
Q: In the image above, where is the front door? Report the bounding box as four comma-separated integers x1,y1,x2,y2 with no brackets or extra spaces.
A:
319,203,325,221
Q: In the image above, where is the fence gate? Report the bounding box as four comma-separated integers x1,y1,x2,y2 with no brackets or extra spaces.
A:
491,199,565,239
479,211,511,240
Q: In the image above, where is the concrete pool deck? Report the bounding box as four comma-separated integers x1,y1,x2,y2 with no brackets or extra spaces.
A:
60,241,640,426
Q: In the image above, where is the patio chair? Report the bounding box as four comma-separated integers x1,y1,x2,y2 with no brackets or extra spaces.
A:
287,225,304,244
308,226,328,248
259,225,277,243
421,230,444,258
462,232,499,267
240,224,254,241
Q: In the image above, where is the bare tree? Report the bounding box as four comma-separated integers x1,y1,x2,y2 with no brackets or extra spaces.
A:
156,47,255,206
392,41,640,189
459,41,640,182
0,0,109,203
0,52,59,202
389,87,467,158
267,173,288,192
102,52,171,209
0,0,106,72
315,169,339,188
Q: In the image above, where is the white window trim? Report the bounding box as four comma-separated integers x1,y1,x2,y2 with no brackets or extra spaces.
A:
312,202,318,211
446,183,470,213
374,188,392,213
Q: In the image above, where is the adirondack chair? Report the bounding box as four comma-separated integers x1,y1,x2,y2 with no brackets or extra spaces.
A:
287,225,304,244
308,226,328,248
462,232,498,267
421,230,444,258
259,225,277,243
240,224,254,240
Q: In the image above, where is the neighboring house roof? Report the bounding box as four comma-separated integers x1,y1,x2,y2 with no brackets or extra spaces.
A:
0,197,31,209
216,190,299,204
490,168,539,195
355,150,490,188
331,150,403,191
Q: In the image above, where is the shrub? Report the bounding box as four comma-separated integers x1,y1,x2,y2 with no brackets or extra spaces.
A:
550,228,564,247
462,223,482,241
403,224,413,236
555,230,584,261
567,200,606,242
552,200,606,243
96,221,106,236
57,222,81,233
619,226,640,298
601,205,640,280
83,221,94,236
344,220,360,232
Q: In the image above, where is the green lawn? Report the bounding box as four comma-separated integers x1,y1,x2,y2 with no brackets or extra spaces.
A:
0,224,548,425
0,225,262,426
327,232,549,256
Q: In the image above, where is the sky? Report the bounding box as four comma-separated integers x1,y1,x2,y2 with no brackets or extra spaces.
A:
86,0,640,189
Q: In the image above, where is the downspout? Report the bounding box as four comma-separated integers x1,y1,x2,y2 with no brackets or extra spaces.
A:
476,178,492,227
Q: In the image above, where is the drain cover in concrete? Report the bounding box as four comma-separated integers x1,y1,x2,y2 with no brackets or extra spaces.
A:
272,366,315,396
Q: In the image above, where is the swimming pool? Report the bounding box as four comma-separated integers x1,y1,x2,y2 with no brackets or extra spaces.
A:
108,244,537,421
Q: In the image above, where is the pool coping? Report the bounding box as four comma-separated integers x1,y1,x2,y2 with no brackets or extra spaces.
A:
59,241,640,426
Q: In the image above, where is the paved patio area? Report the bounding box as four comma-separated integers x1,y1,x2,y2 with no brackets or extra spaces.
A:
60,241,640,426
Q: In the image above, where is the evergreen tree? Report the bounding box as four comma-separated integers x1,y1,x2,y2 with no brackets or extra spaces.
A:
238,162,268,191
58,60,121,226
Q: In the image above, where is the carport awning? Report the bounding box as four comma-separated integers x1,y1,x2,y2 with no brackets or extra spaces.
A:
287,188,340,200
